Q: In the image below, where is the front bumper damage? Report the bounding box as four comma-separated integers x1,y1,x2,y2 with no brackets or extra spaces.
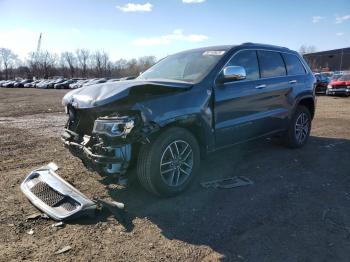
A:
61,111,157,175
21,163,97,221
61,126,131,174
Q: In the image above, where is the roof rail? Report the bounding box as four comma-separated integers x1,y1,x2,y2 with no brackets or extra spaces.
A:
241,42,290,50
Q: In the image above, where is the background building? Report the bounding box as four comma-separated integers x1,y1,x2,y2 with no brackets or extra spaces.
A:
303,47,350,72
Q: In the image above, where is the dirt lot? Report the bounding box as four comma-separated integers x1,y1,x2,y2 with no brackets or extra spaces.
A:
0,88,349,262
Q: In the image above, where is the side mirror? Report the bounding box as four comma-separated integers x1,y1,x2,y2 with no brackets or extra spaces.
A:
220,66,246,83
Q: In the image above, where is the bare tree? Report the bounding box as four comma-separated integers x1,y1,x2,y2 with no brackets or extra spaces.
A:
137,56,157,72
0,48,17,80
299,45,317,55
92,50,103,77
61,52,76,78
36,51,57,78
1,47,157,80
101,51,111,77
76,49,90,78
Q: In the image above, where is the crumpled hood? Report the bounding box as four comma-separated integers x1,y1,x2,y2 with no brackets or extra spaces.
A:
62,80,192,109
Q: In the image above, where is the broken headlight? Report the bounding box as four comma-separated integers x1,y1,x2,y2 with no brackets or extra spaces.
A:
93,116,135,138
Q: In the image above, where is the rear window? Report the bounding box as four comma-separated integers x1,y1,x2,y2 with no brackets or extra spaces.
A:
258,51,286,78
282,53,306,75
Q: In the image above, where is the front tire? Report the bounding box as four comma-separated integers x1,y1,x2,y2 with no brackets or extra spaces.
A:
284,105,312,148
137,127,200,197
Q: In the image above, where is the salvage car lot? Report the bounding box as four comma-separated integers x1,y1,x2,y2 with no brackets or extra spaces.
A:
1,89,350,261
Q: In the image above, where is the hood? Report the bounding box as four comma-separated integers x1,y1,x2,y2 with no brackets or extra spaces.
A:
331,80,350,86
62,80,193,109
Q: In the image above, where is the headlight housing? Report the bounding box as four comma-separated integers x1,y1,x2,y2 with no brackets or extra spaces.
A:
327,84,332,89
93,116,135,138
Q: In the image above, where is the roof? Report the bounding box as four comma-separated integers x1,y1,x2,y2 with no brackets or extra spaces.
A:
178,43,293,55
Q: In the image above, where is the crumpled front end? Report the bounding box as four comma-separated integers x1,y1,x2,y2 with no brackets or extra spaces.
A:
61,105,153,175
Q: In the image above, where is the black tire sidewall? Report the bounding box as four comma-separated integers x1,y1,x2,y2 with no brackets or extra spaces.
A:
148,128,200,196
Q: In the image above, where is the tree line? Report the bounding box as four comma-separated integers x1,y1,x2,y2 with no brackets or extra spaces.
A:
0,45,318,80
0,47,157,80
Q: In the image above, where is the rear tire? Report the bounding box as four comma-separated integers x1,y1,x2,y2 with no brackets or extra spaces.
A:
284,105,311,148
137,127,200,197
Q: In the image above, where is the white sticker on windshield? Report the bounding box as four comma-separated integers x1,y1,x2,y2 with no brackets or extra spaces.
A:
203,51,226,56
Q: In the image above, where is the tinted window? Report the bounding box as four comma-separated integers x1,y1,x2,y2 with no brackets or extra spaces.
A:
227,50,259,81
258,51,286,78
282,53,306,75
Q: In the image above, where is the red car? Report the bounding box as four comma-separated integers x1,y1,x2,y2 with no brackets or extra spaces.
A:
326,74,350,97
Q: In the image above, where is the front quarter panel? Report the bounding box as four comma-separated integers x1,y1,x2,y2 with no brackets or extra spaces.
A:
131,84,215,150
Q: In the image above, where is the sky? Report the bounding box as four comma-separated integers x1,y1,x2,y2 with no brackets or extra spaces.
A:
0,0,349,61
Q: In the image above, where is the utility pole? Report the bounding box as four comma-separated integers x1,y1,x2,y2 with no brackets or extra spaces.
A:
339,48,344,71
36,33,42,54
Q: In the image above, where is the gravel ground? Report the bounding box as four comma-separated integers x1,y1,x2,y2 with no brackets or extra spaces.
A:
0,88,349,262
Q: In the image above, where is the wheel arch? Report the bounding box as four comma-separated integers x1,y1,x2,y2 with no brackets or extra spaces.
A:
147,115,213,157
296,96,315,119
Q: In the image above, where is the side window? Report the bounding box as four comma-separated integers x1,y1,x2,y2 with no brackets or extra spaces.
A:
257,51,286,78
227,50,259,81
282,53,306,75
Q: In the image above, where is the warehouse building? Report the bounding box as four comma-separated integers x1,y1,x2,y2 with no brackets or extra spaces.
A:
303,47,350,72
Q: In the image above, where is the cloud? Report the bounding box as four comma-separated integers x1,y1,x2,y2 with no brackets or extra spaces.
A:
116,2,152,12
132,29,208,46
336,32,344,37
182,0,206,3
312,16,324,23
335,14,350,24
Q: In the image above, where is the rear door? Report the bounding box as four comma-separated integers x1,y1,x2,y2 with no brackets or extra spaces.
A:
253,50,291,133
281,52,307,96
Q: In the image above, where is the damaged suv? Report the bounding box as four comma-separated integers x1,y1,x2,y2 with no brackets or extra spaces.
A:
62,43,316,197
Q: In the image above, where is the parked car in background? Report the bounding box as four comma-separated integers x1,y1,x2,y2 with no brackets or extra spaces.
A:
2,80,18,88
314,73,329,94
71,79,90,89
61,43,316,197
36,80,52,89
327,74,350,96
331,74,343,81
83,78,107,86
14,79,33,88
47,78,65,89
24,79,40,88
54,79,77,89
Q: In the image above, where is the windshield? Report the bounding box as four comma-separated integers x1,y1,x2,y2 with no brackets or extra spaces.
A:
137,50,226,83
339,74,350,81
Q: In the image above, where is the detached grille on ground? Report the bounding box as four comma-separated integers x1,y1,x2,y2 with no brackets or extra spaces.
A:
21,164,97,220
30,179,79,212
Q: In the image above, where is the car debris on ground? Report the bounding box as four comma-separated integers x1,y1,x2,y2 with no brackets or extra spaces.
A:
55,246,72,255
21,162,127,223
201,176,254,189
26,229,34,235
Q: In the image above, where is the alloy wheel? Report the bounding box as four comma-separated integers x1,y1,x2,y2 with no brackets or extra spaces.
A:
160,140,193,187
295,113,309,144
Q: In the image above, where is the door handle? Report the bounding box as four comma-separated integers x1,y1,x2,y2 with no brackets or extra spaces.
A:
255,84,267,89
289,80,297,84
